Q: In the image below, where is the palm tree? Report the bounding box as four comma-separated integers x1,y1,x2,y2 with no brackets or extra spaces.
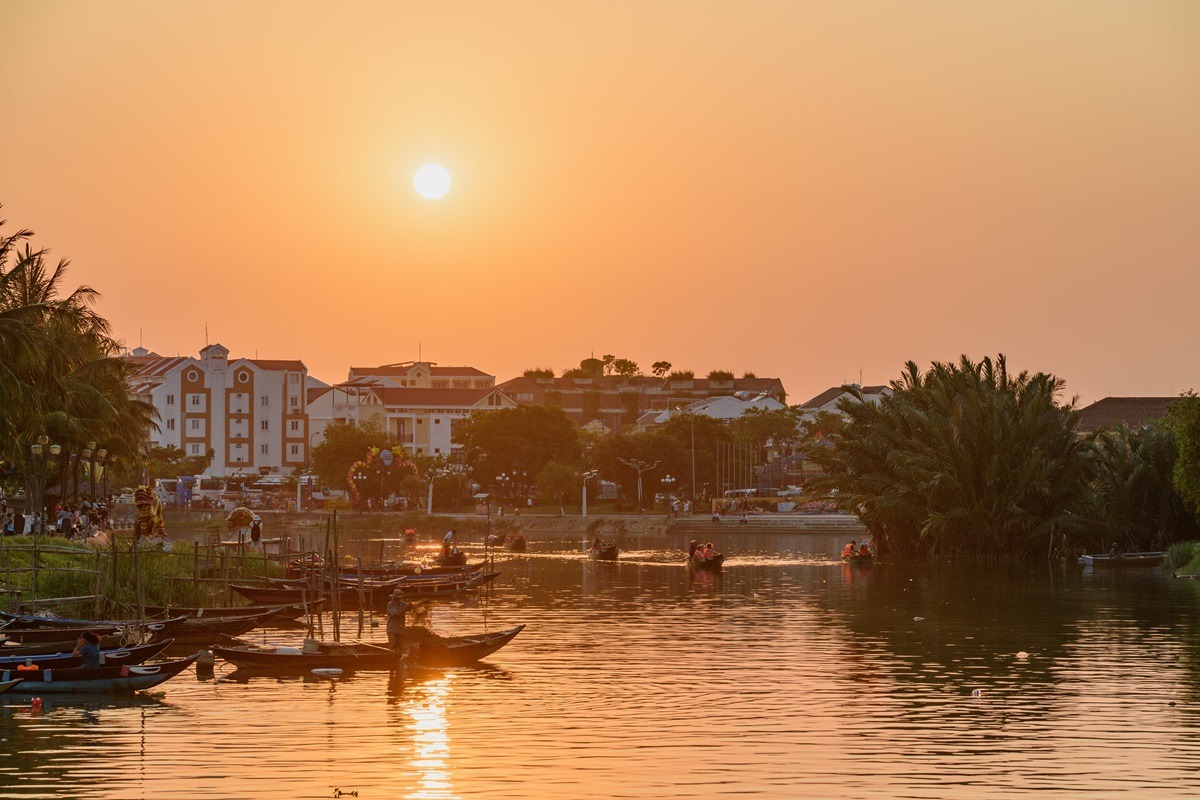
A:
807,355,1095,559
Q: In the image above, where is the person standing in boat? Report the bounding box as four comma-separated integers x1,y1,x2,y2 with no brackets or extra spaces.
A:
249,516,263,549
386,589,411,652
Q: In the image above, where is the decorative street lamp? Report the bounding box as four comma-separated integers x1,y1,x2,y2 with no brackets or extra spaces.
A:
496,472,511,505
352,471,367,512
582,470,598,518
618,457,660,513
662,473,676,518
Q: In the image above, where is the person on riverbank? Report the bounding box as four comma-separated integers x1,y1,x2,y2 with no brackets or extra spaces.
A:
73,632,102,668
386,590,410,652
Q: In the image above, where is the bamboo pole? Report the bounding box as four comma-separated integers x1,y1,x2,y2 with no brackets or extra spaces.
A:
355,523,365,637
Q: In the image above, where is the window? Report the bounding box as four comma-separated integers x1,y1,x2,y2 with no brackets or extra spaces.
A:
188,443,201,455
190,394,201,407
237,371,250,384
166,394,175,406
185,369,199,382
289,420,300,432
261,395,269,406
434,418,441,425
454,380,469,389
434,448,441,454
289,396,299,409
289,444,300,457
190,419,200,431
260,420,269,431
261,444,269,455
517,392,534,401
166,419,175,430
289,373,299,384
432,380,449,389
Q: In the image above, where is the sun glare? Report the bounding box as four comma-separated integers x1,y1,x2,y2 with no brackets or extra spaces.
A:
414,163,451,199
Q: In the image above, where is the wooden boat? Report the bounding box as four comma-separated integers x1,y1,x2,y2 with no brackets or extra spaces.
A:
1,654,198,693
1080,551,1165,567
841,553,873,565
231,571,496,609
688,553,725,571
0,678,21,695
213,640,402,671
411,625,525,667
0,615,187,644
0,630,167,657
214,625,525,672
0,639,173,670
435,550,468,567
167,611,278,645
506,535,527,552
587,544,620,561
143,602,319,621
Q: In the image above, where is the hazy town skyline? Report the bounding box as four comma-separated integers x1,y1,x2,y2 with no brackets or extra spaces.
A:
3,2,1198,405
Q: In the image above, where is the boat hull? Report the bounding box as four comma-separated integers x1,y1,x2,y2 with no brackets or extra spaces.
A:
689,553,725,570
1,655,197,693
1080,552,1165,567
0,639,173,670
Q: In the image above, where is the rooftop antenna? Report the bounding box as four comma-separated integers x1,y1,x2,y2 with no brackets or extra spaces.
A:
859,366,863,385
419,340,422,361
205,322,209,346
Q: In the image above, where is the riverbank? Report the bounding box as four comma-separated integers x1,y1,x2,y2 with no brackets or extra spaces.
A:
162,509,867,543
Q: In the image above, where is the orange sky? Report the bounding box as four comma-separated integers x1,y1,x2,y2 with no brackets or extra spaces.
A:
3,1,1198,405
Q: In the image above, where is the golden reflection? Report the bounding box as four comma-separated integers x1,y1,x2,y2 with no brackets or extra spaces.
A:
406,675,458,800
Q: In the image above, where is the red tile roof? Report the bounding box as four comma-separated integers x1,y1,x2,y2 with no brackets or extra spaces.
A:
375,387,502,407
248,359,306,372
1076,397,1177,431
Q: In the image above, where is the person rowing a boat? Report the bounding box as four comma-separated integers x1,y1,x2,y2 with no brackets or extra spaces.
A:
386,590,411,652
1108,542,1124,559
858,540,872,558
841,540,857,559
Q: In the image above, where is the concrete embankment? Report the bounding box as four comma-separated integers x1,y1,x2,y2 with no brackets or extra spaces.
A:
163,508,866,544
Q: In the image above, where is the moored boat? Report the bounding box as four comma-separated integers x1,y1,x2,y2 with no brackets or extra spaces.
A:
0,639,173,670
0,678,21,695
0,615,187,645
1,654,198,693
213,625,525,672
1080,552,1165,567
143,603,318,621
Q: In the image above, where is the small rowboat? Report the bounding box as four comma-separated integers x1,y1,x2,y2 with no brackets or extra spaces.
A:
1080,552,1165,567
688,553,725,571
142,603,319,621
1,654,198,693
587,544,620,561
0,616,187,644
0,639,172,670
841,553,874,565
0,678,22,695
214,625,525,672
435,551,469,568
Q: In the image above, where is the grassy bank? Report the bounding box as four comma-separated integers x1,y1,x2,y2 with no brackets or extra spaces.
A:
0,533,282,617
1166,540,1200,576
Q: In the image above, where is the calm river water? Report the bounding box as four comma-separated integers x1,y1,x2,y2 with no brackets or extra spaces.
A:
2,528,1200,799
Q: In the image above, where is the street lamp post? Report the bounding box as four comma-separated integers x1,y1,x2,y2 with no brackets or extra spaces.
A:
618,457,660,513
352,471,367,512
581,470,598,518
496,473,511,510
662,474,676,518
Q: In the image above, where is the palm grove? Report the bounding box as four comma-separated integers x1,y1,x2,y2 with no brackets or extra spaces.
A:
0,213,157,509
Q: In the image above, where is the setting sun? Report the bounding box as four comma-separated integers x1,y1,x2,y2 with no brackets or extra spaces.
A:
414,163,451,199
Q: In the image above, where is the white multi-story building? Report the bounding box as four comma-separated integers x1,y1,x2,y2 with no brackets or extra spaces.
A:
127,344,310,476
307,361,512,458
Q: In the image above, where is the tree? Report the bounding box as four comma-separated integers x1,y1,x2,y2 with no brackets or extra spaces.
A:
537,460,579,515
311,422,392,489
1088,422,1200,550
1166,391,1200,520
522,367,555,379
666,370,695,381
652,361,672,378
806,355,1095,559
593,429,687,507
146,445,211,481
601,354,616,375
707,369,734,381
454,405,581,494
612,358,640,379
658,412,733,499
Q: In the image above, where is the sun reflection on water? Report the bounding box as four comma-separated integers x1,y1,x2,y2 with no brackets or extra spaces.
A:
406,675,457,800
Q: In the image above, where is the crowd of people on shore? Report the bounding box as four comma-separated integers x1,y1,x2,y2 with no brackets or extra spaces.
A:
1,498,112,537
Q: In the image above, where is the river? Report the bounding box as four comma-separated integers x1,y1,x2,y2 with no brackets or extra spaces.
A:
2,528,1198,799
